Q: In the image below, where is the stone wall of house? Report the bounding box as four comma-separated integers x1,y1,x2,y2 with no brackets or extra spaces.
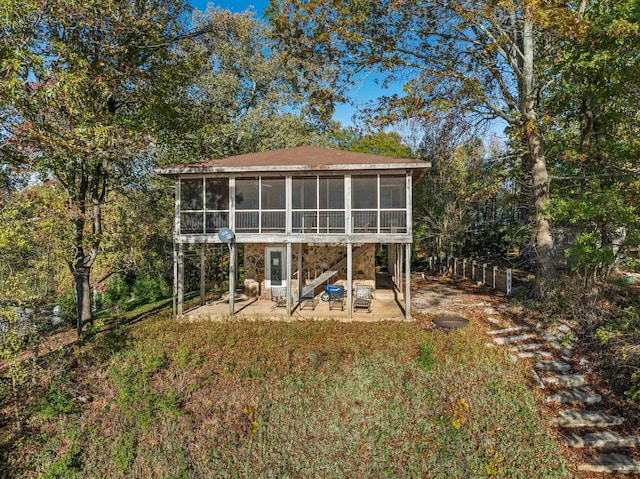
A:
243,243,376,297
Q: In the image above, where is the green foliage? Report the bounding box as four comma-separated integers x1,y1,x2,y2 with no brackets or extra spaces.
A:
110,348,182,430
37,380,75,419
111,430,137,474
2,314,572,477
335,129,414,158
58,288,78,325
42,445,82,479
416,341,436,371
0,306,40,429
102,275,130,312
1,0,195,333
544,0,640,284
132,272,170,305
158,7,329,165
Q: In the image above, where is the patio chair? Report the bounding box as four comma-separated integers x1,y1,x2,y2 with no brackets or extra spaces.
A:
299,288,318,311
270,286,288,309
353,285,373,313
328,288,345,311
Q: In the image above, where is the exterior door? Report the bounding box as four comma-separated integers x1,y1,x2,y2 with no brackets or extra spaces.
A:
265,247,286,288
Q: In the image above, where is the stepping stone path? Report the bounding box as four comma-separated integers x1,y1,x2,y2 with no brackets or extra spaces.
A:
486,315,640,474
546,389,602,405
517,350,552,359
565,431,640,449
550,409,624,428
542,374,587,388
491,333,537,345
535,359,572,373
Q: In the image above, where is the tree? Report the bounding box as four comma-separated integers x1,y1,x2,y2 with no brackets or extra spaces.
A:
157,7,330,166
1,0,195,335
544,0,640,287
268,0,593,298
339,130,414,158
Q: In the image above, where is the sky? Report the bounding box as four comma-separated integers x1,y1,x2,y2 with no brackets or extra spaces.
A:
189,1,506,142
189,0,403,129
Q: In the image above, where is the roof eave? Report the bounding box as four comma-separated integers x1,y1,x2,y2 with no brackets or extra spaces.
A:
154,162,431,177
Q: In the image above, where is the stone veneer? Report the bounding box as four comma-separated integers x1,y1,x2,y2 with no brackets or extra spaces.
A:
243,243,376,297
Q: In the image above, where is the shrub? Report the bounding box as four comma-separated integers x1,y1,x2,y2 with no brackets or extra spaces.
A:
102,275,130,311
132,272,169,304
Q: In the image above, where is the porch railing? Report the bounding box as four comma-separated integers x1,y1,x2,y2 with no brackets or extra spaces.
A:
181,209,407,235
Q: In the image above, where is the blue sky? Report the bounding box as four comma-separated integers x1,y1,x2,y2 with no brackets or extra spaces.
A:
189,0,402,128
189,1,506,141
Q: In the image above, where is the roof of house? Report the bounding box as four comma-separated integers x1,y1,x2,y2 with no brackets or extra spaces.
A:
154,146,431,177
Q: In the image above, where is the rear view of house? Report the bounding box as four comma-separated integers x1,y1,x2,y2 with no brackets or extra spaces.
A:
155,146,430,319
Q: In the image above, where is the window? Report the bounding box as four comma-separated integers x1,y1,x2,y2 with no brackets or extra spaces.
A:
234,177,286,233
235,178,259,210
292,177,317,209
261,177,285,210
352,174,408,234
180,179,203,210
205,178,229,210
380,176,405,209
319,177,344,209
180,178,230,234
352,176,377,209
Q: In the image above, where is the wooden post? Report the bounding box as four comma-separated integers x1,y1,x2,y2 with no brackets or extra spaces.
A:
200,243,206,306
453,257,458,276
172,240,177,317
462,259,466,278
286,242,292,317
177,243,184,317
398,243,404,298
229,243,235,317
298,243,302,302
405,171,413,238
493,266,497,289
506,268,512,295
347,242,353,319
405,243,411,321
472,260,477,281
345,174,352,235
482,263,487,286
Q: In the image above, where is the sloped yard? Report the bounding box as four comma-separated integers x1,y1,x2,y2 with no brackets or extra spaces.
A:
0,292,574,478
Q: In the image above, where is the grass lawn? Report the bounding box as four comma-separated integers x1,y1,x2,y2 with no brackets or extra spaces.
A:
2,310,571,478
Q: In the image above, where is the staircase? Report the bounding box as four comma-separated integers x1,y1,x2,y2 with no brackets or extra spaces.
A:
300,246,367,298
487,321,640,474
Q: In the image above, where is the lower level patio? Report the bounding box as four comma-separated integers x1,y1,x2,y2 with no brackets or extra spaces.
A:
183,286,406,322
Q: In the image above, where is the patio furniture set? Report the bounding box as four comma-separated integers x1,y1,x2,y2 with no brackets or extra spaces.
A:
271,284,374,313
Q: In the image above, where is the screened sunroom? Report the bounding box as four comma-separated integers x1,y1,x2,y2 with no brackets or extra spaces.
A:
176,173,409,240
155,146,430,321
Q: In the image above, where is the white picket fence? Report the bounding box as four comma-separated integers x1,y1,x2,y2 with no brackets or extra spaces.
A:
426,257,513,295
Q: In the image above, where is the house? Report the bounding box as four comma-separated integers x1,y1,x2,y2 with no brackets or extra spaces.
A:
155,146,430,320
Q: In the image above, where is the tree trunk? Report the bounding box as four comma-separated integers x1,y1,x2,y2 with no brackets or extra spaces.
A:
75,266,93,336
520,7,557,300
528,127,557,299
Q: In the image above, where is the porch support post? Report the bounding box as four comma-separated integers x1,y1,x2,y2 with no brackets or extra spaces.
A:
393,244,399,289
174,177,180,318
200,243,206,306
172,240,177,317
405,242,411,321
229,243,235,317
347,242,353,319
298,243,303,302
177,242,184,317
286,242,292,317
398,243,404,298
